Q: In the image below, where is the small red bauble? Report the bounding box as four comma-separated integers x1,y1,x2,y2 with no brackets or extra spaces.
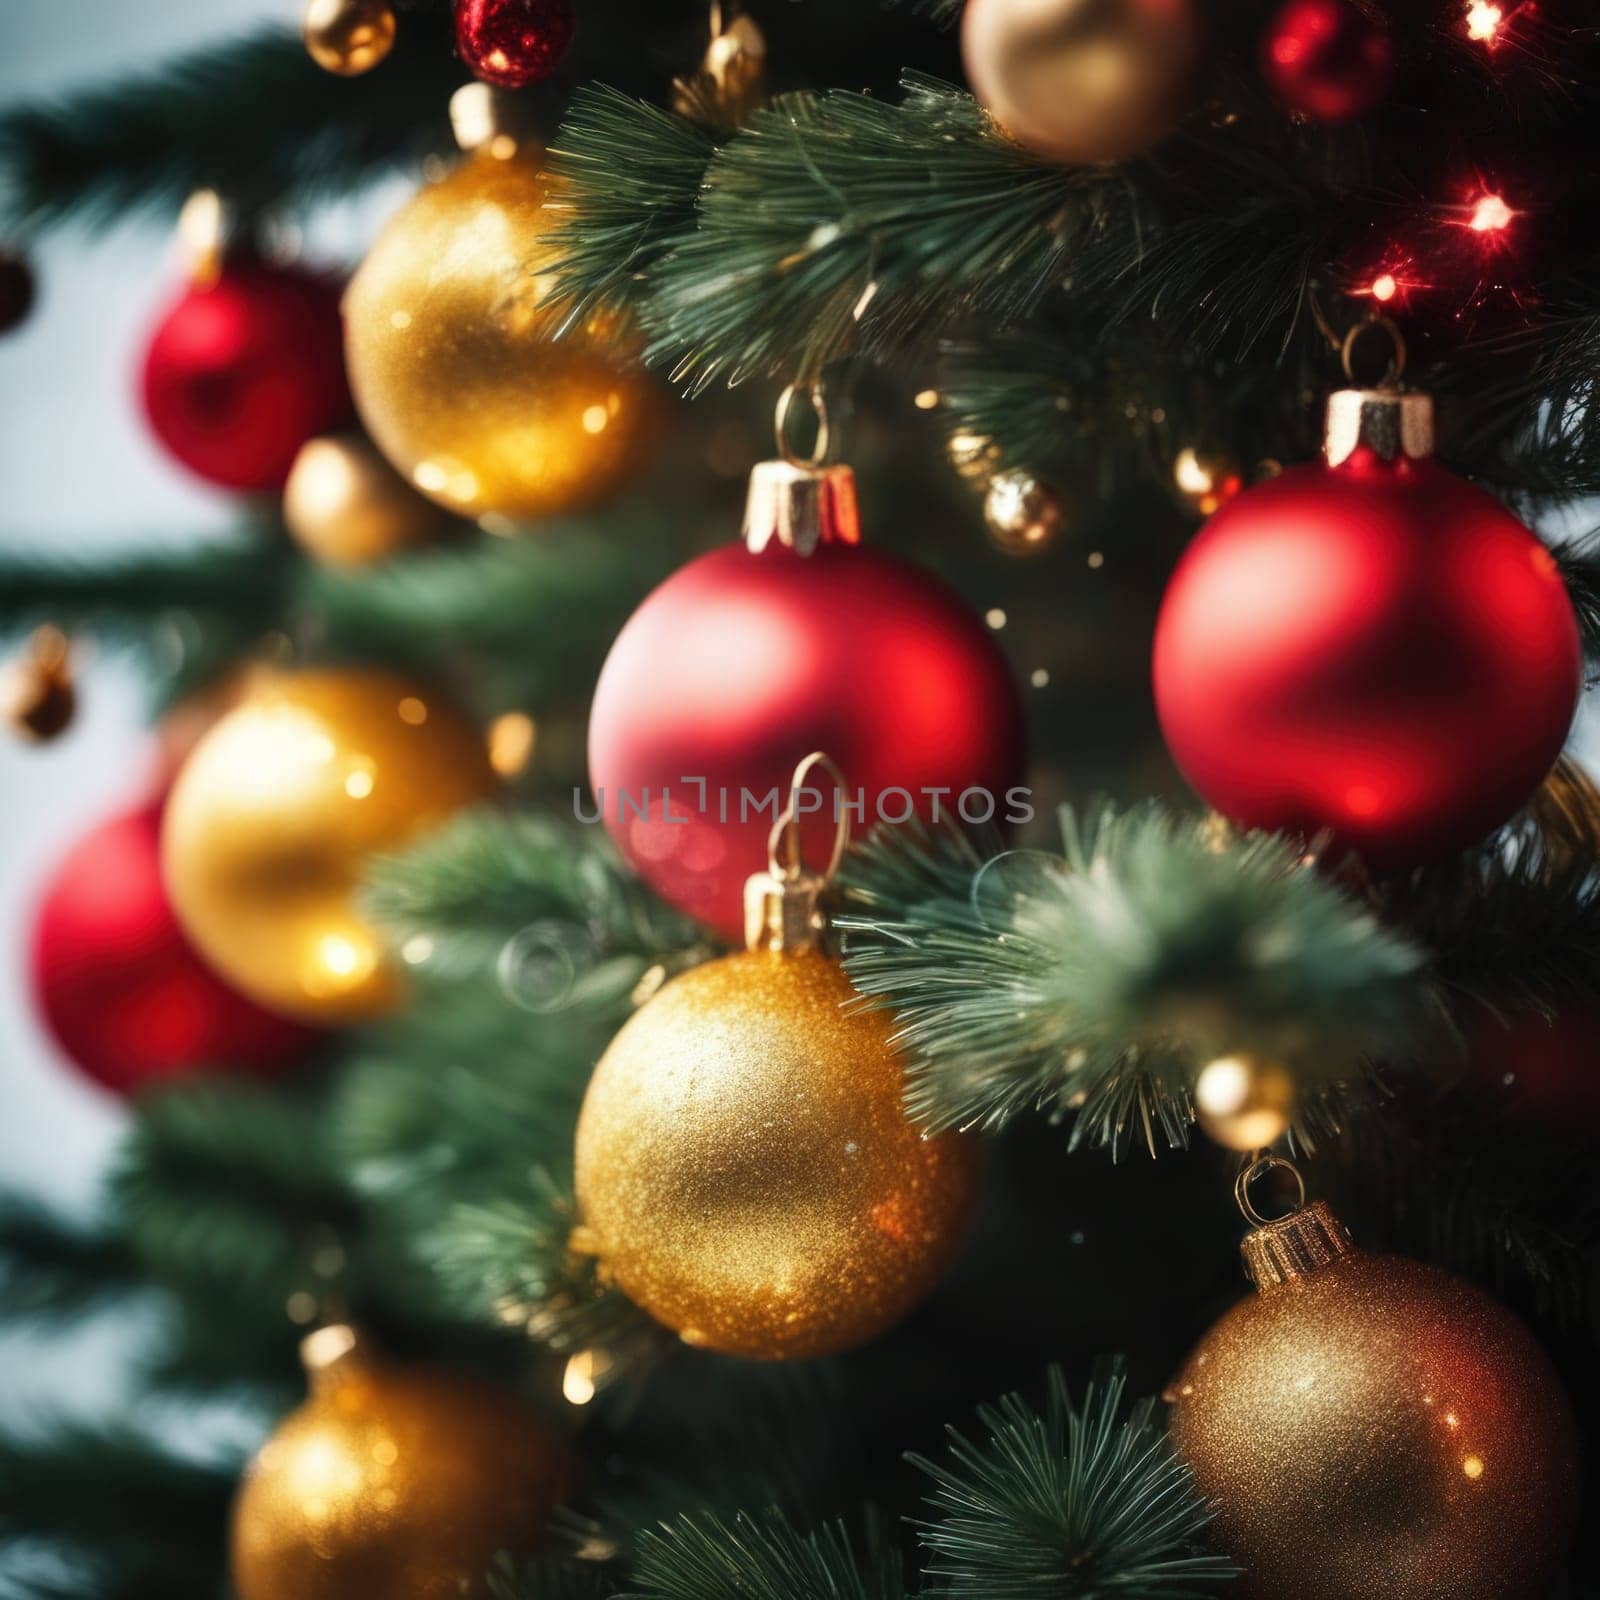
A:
455,0,575,88
141,259,350,492
1467,1007,1600,1129
588,462,1025,940
30,801,312,1095
1261,0,1395,123
1153,388,1580,871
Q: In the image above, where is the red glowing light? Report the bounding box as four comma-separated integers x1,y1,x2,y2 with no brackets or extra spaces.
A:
1465,1,1503,41
1370,273,1398,303
1469,194,1514,233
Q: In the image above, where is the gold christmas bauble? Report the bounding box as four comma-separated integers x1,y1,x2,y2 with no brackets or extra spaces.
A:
1168,1202,1580,1600
284,434,446,567
961,0,1202,166
983,468,1068,555
573,947,979,1359
303,0,396,76
1192,1052,1294,1151
1172,445,1244,517
343,143,660,527
162,668,497,1023
232,1326,566,1600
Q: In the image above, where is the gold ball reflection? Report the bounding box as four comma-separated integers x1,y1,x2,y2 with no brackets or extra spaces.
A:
162,669,497,1023
1169,1249,1580,1600
574,948,979,1359
284,434,446,567
232,1327,566,1600
344,145,660,527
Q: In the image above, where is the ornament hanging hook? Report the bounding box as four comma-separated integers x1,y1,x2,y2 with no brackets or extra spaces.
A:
1234,1152,1307,1230
767,750,851,888
775,383,832,471
1341,313,1407,388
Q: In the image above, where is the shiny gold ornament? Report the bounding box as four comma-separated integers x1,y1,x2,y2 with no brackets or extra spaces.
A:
232,1325,566,1600
284,434,446,567
343,102,660,529
672,3,769,130
303,0,397,76
1168,1182,1580,1600
961,0,1203,166
983,468,1068,556
1192,1052,1294,1151
1172,445,1243,516
574,752,979,1360
163,668,497,1022
1,625,75,743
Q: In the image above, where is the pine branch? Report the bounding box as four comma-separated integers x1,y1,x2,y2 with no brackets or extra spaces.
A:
362,809,707,997
488,1554,618,1600
619,1509,906,1600
0,23,457,235
839,808,1425,1153
910,1363,1235,1599
0,1194,140,1325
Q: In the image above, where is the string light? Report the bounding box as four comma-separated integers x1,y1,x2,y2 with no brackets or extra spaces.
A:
1464,1,1503,42
1369,272,1398,303
1468,193,1514,234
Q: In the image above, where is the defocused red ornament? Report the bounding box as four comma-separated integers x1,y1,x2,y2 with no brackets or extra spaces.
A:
1467,1006,1600,1128
454,0,575,88
1153,385,1580,870
1261,0,1395,123
30,801,312,1095
588,453,1025,941
141,259,350,492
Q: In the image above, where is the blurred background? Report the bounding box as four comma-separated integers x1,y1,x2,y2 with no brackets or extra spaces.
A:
0,0,402,1429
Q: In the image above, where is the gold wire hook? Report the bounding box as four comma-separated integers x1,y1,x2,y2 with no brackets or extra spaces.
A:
774,383,832,470
1341,313,1408,387
766,751,851,886
1234,1152,1308,1230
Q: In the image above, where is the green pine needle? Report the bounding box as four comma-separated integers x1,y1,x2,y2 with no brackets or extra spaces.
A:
910,1364,1236,1598
839,805,1426,1152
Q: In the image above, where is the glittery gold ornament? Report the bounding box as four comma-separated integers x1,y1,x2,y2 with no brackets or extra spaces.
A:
962,0,1203,166
983,468,1068,556
343,90,660,528
232,1325,566,1600
1168,1179,1580,1600
1192,1052,1294,1151
1172,445,1243,516
671,3,769,130
1,625,75,743
573,753,979,1360
163,668,497,1022
284,434,446,567
303,0,396,74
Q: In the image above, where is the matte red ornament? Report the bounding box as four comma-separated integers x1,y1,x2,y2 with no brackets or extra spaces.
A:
455,0,575,88
588,459,1026,941
30,801,312,1096
1153,387,1580,871
1261,0,1394,123
141,259,350,492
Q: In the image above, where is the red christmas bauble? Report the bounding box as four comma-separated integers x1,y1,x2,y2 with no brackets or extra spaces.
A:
1153,432,1580,870
1261,0,1394,123
141,260,350,492
455,0,575,88
1467,1006,1600,1129
588,540,1026,941
30,801,312,1095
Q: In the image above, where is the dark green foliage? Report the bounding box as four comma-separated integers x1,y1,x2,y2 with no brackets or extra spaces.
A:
0,1196,140,1325
840,808,1424,1152
911,1364,1235,1598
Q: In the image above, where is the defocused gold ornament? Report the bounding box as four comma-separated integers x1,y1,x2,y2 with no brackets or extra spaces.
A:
343,90,660,529
232,1325,566,1600
486,709,538,778
1172,445,1244,516
1,625,75,743
284,434,446,567
1168,1170,1581,1600
983,468,1068,555
1193,1052,1294,1151
303,0,397,76
163,668,497,1023
573,752,979,1360
961,0,1203,166
672,3,769,129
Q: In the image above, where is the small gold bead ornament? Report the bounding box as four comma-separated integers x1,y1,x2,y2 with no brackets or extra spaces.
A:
1192,1052,1295,1151
1,625,76,743
983,468,1068,555
573,754,979,1360
303,0,397,76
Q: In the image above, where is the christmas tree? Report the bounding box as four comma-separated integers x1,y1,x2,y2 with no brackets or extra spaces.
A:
2,0,1597,1595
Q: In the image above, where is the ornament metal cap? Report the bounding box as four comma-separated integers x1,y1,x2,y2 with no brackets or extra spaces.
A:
744,384,861,555
1241,1198,1356,1291
449,82,531,155
1324,388,1435,468
299,1322,368,1389
744,751,850,953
